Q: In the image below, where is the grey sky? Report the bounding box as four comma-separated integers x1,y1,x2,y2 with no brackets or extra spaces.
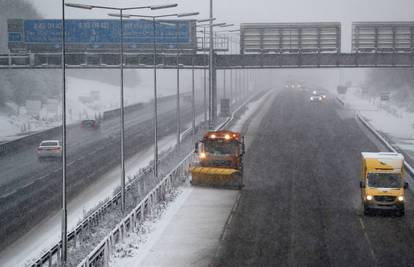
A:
27,0,414,52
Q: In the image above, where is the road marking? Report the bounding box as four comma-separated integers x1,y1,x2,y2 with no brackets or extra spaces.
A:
358,217,378,264
0,189,17,199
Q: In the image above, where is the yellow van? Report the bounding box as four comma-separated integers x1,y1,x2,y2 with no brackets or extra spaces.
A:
360,152,408,216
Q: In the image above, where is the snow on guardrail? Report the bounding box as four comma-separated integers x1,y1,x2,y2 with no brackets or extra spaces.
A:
356,113,414,179
29,90,261,267
76,92,262,267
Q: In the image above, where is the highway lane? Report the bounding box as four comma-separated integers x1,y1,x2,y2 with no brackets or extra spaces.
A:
216,89,414,266
0,95,204,250
0,96,190,197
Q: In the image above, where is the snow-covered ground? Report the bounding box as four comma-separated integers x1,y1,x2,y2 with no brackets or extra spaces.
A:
108,89,276,267
340,87,414,159
0,130,182,267
111,187,238,267
0,73,184,142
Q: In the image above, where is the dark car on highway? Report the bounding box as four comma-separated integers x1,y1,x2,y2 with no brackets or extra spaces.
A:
81,119,100,129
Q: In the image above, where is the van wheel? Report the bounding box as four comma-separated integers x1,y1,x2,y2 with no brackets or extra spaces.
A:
397,207,405,217
363,203,370,216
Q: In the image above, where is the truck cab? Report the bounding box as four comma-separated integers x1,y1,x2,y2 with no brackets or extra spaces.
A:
360,152,408,216
197,131,243,170
191,130,245,189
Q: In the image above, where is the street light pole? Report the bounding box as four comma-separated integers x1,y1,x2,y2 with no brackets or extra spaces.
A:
176,23,181,152
191,56,196,146
203,29,207,123
229,36,233,105
209,0,214,129
152,17,159,179
119,9,126,211
223,65,226,98
61,1,67,263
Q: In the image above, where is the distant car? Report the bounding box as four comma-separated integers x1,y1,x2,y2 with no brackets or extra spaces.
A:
37,140,62,160
81,119,100,129
310,95,323,102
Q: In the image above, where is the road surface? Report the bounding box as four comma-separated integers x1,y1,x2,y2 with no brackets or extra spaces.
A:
109,90,276,267
0,95,204,251
216,89,414,266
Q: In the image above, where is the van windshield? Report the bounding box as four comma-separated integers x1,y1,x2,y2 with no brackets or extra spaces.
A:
367,173,402,188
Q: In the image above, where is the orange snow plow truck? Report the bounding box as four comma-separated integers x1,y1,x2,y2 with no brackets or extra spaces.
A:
190,130,245,189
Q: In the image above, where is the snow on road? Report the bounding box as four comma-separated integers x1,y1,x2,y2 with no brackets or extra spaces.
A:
0,75,178,142
109,90,275,267
111,187,238,267
0,133,178,267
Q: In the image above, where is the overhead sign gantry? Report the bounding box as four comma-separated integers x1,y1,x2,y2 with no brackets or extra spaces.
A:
8,19,197,53
240,22,341,54
352,22,414,53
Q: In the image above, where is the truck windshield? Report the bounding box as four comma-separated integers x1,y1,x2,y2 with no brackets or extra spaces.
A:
367,173,402,188
204,141,238,155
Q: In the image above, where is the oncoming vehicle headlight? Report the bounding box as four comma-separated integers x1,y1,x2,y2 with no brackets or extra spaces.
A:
366,195,373,201
199,152,206,159
398,196,404,201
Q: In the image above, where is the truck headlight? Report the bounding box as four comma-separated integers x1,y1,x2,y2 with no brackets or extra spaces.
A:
398,196,404,201
366,195,373,201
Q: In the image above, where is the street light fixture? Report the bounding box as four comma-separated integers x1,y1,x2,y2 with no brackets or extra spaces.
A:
197,18,216,23
198,22,227,27
65,3,178,10
117,11,199,179
178,12,199,17
65,3,93,9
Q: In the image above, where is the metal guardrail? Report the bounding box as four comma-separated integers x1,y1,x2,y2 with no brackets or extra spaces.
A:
336,96,345,106
2,52,414,69
30,163,154,267
28,90,256,266
77,153,192,267
75,93,260,267
356,113,414,178
0,95,179,157
336,95,414,178
29,123,195,266
30,124,197,267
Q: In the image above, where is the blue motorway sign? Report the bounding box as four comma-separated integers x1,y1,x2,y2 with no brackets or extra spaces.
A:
21,19,193,47
8,32,22,42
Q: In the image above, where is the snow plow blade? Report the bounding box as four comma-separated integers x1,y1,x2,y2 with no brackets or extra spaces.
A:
190,166,243,189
